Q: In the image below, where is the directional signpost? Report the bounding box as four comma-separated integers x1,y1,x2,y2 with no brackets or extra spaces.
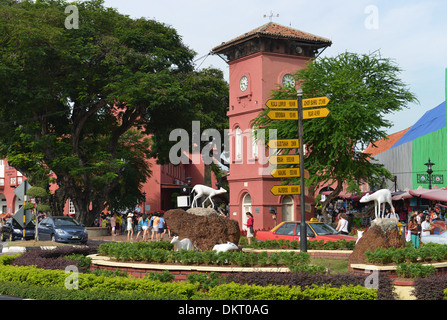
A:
268,155,299,165
270,168,300,178
302,96,330,108
302,107,330,120
268,139,299,149
267,110,298,120
270,185,301,196
265,95,330,252
265,99,298,109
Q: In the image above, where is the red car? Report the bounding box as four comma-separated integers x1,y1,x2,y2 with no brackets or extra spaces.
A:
256,221,357,243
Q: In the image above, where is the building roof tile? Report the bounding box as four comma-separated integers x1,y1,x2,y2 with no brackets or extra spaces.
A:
212,22,332,52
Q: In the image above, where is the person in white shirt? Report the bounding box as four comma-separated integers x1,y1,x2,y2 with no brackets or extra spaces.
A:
336,213,349,235
421,214,432,237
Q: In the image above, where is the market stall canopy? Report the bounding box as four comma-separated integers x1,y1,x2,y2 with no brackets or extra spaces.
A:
409,186,447,202
392,188,413,201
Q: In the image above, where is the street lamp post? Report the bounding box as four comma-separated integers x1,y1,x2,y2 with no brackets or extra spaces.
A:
297,87,307,252
424,158,435,190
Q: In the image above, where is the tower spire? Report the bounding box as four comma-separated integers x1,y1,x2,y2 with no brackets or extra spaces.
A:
263,10,279,22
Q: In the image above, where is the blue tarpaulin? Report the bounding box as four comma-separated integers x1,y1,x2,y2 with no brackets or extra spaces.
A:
392,101,446,149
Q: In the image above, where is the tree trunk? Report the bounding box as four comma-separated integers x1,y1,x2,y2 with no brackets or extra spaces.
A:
321,179,344,223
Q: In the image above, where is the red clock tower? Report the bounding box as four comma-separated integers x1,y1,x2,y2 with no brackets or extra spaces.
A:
212,22,331,231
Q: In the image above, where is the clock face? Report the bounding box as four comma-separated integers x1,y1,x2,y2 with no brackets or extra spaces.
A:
239,75,248,92
282,74,296,88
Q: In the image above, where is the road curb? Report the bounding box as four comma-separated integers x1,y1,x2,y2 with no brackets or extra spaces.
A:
1,246,57,253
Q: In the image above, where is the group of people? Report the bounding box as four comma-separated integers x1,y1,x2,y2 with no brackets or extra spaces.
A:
407,210,435,248
127,211,170,242
95,211,170,242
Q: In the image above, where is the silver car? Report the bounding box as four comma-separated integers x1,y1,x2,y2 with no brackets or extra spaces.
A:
38,216,88,244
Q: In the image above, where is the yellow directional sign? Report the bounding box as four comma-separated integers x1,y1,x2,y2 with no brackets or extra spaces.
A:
270,185,301,195
267,110,298,120
265,99,298,109
303,107,330,119
268,155,299,165
270,168,300,178
302,96,330,108
268,139,299,149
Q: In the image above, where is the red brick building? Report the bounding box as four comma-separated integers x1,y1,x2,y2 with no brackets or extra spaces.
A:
212,22,332,231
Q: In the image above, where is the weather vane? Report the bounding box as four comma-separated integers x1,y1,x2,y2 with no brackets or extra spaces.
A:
263,11,279,22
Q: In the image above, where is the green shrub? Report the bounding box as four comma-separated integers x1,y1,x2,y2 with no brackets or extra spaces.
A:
364,243,447,265
207,282,377,300
147,270,174,283
396,263,436,278
187,272,222,290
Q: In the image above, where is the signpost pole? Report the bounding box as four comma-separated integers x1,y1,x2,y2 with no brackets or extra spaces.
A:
297,88,307,252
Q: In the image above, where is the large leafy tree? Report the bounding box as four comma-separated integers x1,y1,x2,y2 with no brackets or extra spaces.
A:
0,0,228,225
253,51,418,214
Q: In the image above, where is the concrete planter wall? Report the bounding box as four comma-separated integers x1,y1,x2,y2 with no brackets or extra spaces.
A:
88,250,352,281
86,227,109,237
88,254,290,280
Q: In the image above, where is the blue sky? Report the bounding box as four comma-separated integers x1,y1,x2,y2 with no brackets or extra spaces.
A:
103,0,447,134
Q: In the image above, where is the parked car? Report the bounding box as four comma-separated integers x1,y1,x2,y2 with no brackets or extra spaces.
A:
37,216,88,244
256,221,358,243
0,218,35,241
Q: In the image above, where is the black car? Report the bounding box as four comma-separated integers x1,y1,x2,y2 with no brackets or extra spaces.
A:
38,216,88,244
1,218,36,241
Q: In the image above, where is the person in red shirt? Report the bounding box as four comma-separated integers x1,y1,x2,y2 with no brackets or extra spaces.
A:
245,212,254,245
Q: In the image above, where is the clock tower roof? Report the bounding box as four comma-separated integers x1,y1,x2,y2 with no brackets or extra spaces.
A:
212,22,332,56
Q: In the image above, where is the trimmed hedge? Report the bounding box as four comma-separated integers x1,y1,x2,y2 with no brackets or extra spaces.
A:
365,243,447,264
0,254,378,300
97,241,326,272
247,238,356,250
413,274,447,300
207,283,377,300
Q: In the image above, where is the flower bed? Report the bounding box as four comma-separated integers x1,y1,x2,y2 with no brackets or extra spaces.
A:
96,241,326,273
247,238,356,250
0,254,380,300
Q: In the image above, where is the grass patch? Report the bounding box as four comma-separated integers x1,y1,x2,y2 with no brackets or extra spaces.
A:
311,258,349,274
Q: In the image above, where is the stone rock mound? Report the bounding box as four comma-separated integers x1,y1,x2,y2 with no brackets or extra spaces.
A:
186,207,219,217
349,218,405,265
164,208,240,251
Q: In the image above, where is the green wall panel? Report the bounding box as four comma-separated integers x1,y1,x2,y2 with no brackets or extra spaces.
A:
412,126,447,188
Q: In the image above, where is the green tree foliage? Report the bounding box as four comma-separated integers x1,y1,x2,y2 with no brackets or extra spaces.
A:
253,51,417,213
0,0,228,224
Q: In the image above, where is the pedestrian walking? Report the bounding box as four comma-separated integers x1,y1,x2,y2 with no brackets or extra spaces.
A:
135,214,143,241
110,214,116,236
142,213,150,241
244,212,254,245
336,213,349,235
127,212,134,241
151,213,160,241
408,213,420,248
158,213,166,240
